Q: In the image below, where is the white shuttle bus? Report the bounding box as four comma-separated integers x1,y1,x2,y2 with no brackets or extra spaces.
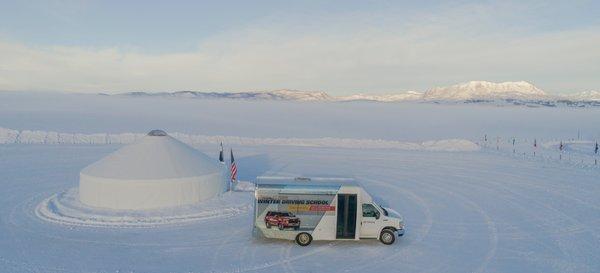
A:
253,176,405,246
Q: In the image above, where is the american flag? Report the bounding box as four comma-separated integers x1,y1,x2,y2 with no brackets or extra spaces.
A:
230,149,237,182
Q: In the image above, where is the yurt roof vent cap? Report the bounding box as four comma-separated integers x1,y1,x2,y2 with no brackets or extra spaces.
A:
147,129,168,137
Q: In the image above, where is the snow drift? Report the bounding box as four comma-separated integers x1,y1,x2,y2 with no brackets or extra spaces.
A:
0,127,480,152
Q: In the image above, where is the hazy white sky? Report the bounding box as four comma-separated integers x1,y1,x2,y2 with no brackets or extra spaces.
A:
0,1,599,95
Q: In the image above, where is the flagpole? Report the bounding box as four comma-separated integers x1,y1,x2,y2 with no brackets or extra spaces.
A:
219,142,225,164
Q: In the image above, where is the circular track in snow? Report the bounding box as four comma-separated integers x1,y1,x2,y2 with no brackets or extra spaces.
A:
35,188,252,228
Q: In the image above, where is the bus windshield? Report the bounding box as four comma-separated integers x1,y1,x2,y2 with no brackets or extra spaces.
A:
373,202,388,216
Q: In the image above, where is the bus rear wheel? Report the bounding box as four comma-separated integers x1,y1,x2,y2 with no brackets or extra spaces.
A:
295,232,312,246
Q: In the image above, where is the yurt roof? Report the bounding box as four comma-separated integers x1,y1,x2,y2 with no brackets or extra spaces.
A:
81,131,221,180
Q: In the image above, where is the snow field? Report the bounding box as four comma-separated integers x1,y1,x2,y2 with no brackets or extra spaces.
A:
1,144,598,272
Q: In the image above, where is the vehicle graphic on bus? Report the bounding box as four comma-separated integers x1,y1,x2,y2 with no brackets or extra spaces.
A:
265,211,301,230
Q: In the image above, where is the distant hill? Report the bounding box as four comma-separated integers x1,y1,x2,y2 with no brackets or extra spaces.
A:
336,91,423,102
563,90,600,101
112,81,600,107
120,89,335,101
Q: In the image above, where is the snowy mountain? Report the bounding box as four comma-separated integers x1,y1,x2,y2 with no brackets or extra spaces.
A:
564,90,600,101
336,91,423,102
335,81,552,102
121,89,334,101
423,81,548,100
121,89,425,102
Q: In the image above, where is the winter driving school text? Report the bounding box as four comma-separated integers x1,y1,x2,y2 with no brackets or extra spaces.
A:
253,177,405,246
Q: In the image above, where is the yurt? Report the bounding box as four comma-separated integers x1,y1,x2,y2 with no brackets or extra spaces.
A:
79,130,227,210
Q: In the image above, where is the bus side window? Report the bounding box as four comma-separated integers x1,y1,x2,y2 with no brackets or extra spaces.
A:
362,204,380,219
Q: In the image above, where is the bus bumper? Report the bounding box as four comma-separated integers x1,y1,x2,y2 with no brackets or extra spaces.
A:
397,228,405,237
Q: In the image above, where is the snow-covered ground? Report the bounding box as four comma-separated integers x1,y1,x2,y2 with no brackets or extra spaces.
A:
0,92,599,272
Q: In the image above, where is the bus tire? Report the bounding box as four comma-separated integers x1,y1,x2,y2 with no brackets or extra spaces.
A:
295,232,312,246
380,229,395,245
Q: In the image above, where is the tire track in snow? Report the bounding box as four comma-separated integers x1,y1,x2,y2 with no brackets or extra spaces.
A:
419,156,598,272
11,191,248,249
466,156,600,212
393,160,500,272
5,192,76,273
218,242,337,273
209,229,246,273
340,176,434,273
453,167,599,272
280,244,297,273
426,179,498,273
361,167,498,273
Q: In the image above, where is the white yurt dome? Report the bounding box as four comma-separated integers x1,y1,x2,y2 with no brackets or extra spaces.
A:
79,130,227,210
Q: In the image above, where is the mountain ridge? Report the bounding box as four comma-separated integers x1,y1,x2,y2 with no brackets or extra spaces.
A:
112,81,599,103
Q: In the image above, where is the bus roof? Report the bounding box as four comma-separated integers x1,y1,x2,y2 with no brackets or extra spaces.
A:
256,176,361,187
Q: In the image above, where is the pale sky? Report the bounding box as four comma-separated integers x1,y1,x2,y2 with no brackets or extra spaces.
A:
0,0,599,95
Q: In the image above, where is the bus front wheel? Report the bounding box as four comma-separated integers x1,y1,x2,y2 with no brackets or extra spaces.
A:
379,229,396,245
